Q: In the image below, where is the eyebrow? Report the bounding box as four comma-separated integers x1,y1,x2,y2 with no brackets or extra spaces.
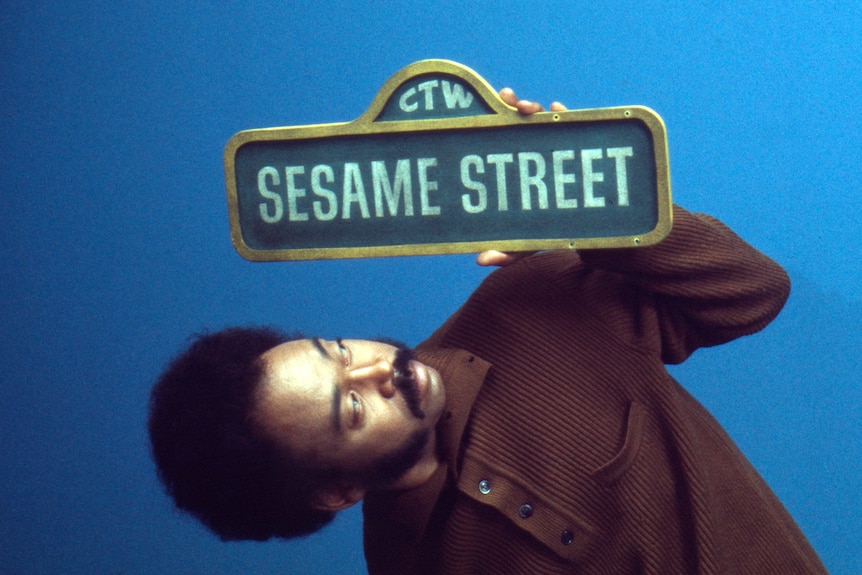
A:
311,338,342,433
310,337,327,358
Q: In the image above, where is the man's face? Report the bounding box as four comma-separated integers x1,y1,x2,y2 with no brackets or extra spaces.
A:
254,338,446,485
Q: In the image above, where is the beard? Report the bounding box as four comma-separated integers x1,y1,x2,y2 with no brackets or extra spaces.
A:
358,427,431,489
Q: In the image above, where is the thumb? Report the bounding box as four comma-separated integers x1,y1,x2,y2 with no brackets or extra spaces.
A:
476,250,535,267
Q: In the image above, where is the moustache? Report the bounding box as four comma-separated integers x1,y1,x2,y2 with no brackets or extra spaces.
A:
392,346,425,419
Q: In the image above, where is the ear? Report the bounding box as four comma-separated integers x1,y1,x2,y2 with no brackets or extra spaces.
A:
310,483,366,512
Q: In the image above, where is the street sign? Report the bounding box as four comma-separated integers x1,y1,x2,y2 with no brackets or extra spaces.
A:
224,60,672,261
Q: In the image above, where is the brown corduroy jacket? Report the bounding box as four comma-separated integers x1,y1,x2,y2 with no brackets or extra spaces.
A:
363,206,827,574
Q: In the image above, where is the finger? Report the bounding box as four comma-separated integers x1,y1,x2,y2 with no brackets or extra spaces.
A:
499,87,518,107
515,99,544,115
476,250,536,267
549,101,567,111
499,87,545,115
476,250,509,267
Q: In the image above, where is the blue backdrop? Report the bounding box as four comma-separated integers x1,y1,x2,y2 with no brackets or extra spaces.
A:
2,2,859,573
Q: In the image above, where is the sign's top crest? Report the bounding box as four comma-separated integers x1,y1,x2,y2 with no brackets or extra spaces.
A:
224,60,672,261
371,61,497,121
376,72,492,121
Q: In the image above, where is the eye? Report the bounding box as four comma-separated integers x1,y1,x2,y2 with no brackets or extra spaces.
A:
336,338,351,366
349,391,361,426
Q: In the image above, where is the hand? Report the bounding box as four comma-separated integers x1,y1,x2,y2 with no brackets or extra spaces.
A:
476,89,567,267
498,87,567,115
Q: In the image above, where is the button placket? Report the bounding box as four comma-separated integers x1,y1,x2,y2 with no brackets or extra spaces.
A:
458,458,596,561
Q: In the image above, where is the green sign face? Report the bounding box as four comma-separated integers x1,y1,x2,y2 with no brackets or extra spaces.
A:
224,60,672,261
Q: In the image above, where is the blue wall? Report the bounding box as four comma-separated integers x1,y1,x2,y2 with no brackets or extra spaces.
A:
2,2,859,573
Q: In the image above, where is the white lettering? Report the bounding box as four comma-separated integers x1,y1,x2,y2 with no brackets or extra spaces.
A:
372,160,414,217
285,166,308,221
518,152,548,210
606,147,633,206
441,80,474,109
399,87,418,112
460,155,487,214
257,166,283,224
552,150,578,209
342,163,370,219
486,153,514,211
310,165,337,221
417,158,440,215
253,146,634,225
417,80,439,110
581,149,605,208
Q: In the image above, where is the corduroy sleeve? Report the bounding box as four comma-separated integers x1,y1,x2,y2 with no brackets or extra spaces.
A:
576,205,790,363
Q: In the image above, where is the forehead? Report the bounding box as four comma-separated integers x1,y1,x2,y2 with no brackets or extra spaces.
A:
262,338,326,379
255,339,336,443
259,338,335,397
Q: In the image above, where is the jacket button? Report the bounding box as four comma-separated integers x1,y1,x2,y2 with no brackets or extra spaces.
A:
560,529,574,546
478,479,492,495
518,504,534,519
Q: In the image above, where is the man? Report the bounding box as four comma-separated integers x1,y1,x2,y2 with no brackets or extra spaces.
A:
149,90,828,573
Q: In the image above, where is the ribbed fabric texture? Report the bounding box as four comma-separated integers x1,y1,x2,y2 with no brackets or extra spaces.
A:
364,206,827,575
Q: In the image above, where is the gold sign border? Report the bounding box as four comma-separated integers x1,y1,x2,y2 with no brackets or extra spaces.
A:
224,59,672,261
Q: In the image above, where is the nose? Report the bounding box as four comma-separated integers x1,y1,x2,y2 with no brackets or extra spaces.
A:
347,357,396,398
